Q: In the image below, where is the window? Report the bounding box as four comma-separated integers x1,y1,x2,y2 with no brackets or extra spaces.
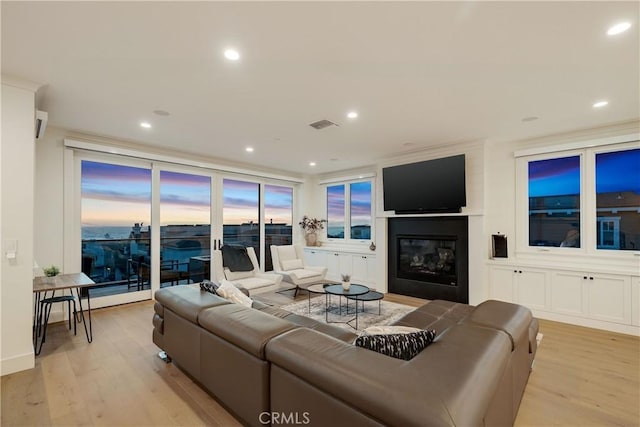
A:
350,181,372,239
81,160,151,293
326,180,373,241
518,140,639,254
595,148,640,251
264,184,293,270
327,184,345,238
528,156,581,248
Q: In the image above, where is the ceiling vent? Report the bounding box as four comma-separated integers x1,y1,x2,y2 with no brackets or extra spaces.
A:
309,119,339,130
35,110,48,139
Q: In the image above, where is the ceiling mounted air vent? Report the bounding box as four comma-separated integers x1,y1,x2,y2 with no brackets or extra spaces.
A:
309,119,339,130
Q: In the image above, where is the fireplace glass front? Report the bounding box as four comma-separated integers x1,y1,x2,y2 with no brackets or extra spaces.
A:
397,237,457,286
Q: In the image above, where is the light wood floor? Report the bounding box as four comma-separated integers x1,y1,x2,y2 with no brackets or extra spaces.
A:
2,292,638,426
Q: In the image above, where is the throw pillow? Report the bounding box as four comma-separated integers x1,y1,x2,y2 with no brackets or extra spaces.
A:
281,259,304,271
221,244,254,272
216,280,253,307
359,325,422,336
354,330,437,361
199,279,220,294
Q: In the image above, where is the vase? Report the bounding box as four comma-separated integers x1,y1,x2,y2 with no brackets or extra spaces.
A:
305,232,318,247
342,281,351,291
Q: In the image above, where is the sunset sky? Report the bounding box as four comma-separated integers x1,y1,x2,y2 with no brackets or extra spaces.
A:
327,182,372,229
81,161,293,227
528,149,640,198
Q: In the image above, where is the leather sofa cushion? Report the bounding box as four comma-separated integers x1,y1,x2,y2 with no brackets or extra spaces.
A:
256,306,357,343
155,286,229,324
462,300,532,350
199,304,297,359
392,299,474,331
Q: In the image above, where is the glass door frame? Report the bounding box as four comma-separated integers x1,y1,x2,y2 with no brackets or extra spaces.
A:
69,151,154,308
151,163,217,295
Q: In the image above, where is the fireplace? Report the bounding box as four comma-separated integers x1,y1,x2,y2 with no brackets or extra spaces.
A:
388,217,468,303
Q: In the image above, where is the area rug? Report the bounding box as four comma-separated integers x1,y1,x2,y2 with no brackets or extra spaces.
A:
280,295,414,331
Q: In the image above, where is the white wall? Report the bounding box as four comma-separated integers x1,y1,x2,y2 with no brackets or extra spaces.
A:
1,79,38,375
34,127,65,270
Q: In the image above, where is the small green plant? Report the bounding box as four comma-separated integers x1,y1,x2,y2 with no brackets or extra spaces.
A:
43,265,60,277
341,273,351,282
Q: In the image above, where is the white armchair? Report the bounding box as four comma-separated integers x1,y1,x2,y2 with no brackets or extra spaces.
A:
212,247,282,295
270,245,327,296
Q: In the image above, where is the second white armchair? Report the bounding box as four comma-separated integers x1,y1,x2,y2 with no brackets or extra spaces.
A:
270,245,327,296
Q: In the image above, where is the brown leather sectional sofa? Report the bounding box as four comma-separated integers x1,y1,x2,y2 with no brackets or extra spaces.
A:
153,286,538,427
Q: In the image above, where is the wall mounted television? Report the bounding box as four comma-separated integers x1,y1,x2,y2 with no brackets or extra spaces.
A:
383,154,466,214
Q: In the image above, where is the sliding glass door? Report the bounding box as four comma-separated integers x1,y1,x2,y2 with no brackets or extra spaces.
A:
159,170,211,287
264,184,293,270
222,178,260,258
78,158,295,305
80,160,152,299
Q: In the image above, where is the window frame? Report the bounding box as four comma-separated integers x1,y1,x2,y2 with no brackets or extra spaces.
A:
516,140,640,257
324,178,374,244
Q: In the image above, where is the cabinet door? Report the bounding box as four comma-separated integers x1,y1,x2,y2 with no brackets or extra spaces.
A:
551,271,586,316
489,266,515,303
303,249,327,270
516,268,549,310
586,273,631,324
352,254,376,286
327,252,350,281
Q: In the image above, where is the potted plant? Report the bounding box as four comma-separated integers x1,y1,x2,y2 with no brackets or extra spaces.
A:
299,215,326,247
43,265,61,283
341,273,351,291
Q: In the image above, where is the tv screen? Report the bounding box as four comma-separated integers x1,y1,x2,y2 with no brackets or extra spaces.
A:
383,154,466,214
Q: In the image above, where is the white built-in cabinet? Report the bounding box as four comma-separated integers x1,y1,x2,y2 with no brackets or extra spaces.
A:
303,247,377,287
489,266,549,311
488,263,638,333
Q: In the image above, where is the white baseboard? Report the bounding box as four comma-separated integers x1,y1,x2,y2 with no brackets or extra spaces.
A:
1,351,35,376
531,309,640,336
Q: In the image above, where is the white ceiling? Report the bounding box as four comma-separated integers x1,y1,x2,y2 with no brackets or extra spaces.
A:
2,1,638,175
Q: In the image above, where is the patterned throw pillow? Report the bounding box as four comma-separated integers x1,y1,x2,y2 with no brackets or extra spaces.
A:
199,280,219,294
354,330,437,361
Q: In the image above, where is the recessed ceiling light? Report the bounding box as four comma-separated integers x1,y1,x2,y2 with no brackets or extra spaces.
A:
153,110,170,116
347,111,358,119
140,122,152,128
224,49,240,61
607,22,631,36
522,116,539,122
245,147,254,153
309,162,316,167
593,100,609,108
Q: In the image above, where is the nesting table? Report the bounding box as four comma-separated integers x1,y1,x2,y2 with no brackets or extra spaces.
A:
324,284,370,330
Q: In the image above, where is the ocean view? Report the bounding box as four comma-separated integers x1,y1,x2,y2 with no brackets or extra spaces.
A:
82,226,136,240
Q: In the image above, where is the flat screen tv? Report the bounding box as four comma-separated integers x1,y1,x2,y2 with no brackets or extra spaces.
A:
383,154,466,214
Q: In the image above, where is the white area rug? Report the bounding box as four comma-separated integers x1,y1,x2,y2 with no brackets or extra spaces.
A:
280,295,414,331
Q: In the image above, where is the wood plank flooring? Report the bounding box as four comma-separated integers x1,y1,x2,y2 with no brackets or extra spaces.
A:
2,292,638,426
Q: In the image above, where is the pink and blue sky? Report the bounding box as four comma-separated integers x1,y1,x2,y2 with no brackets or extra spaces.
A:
81,161,293,227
